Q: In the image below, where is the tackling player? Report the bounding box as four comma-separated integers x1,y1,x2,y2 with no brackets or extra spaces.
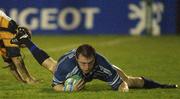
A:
11,29,178,92
0,10,38,84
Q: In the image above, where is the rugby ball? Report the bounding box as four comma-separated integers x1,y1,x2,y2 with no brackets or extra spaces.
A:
64,75,82,92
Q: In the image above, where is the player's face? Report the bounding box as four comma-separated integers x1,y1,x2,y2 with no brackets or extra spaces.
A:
76,54,95,74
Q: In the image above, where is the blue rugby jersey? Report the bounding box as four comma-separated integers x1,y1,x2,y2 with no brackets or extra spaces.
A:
53,49,122,90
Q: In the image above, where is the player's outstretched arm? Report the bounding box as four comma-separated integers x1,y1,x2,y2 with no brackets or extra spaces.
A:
11,27,57,73
42,57,57,73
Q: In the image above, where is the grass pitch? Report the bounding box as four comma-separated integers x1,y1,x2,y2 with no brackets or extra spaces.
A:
0,35,180,99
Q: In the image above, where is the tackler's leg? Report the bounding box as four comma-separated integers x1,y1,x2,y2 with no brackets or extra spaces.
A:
2,56,25,82
11,55,39,84
1,46,39,84
1,46,24,82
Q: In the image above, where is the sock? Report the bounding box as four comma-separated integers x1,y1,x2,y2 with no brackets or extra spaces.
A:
24,39,49,64
141,77,163,88
6,47,21,57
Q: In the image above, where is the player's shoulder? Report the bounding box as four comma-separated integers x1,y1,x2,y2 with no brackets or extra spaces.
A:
0,10,5,16
95,52,112,67
57,50,77,71
64,49,76,58
58,49,76,61
95,53,108,62
58,56,76,69
55,59,77,80
0,10,11,21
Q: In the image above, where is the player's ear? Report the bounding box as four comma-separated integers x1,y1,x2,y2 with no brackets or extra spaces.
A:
75,55,78,60
75,52,79,60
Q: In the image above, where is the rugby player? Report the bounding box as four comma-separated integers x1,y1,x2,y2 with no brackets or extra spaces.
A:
11,28,178,92
0,10,38,84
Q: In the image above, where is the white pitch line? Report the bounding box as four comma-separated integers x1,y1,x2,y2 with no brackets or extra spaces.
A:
45,38,131,52
47,43,80,52
22,37,134,55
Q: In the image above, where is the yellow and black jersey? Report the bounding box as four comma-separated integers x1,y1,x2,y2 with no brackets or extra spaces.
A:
0,10,18,48
0,10,20,57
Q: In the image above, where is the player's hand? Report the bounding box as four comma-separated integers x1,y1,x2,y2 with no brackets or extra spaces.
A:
73,79,86,91
10,27,31,46
119,81,129,92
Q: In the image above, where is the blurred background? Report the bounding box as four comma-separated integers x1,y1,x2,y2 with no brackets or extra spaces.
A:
0,0,179,36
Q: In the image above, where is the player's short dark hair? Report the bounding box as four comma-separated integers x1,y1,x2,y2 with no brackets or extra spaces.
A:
76,44,96,59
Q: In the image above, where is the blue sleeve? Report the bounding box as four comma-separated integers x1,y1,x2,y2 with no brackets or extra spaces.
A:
52,63,69,85
52,58,76,85
52,50,77,85
96,53,123,90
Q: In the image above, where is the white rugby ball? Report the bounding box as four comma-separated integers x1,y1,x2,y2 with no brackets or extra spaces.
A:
64,75,82,92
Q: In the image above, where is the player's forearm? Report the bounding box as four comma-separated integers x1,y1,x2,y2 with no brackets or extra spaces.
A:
42,57,57,73
20,39,50,65
10,36,57,73
24,39,58,73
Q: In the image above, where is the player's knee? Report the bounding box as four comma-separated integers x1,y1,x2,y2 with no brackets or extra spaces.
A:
124,76,131,86
126,76,144,88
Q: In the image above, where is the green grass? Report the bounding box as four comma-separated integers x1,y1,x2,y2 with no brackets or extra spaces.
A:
0,35,180,99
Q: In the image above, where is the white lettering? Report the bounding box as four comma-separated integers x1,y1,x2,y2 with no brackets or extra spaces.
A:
7,7,100,31
58,8,81,30
41,8,58,30
9,8,18,22
19,8,39,30
81,8,100,29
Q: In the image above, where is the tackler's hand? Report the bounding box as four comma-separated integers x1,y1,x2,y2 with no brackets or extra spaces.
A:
11,27,31,47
